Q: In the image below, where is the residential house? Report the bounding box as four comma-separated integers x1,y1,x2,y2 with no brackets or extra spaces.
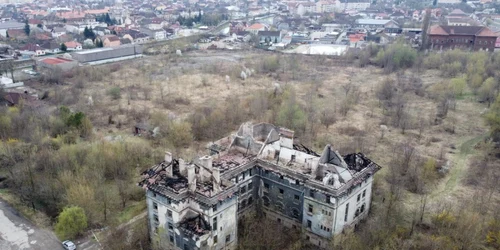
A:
0,21,25,37
140,122,381,250
245,23,266,34
296,2,316,16
140,28,166,40
229,21,248,35
40,40,60,54
316,0,336,13
93,26,111,36
123,30,150,44
258,30,282,44
355,19,400,33
19,43,45,56
51,27,66,38
101,35,121,47
28,19,43,29
64,41,82,51
338,0,371,11
428,25,498,52
7,29,28,40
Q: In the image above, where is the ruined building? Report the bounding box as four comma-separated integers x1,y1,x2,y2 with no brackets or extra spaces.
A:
139,122,381,249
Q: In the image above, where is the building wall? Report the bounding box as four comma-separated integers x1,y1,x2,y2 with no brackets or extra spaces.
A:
71,45,143,63
429,34,496,51
146,159,376,249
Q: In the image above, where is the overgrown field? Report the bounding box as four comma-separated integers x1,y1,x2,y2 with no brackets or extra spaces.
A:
1,46,500,249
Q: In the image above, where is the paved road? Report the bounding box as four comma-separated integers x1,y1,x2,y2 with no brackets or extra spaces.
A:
0,199,64,250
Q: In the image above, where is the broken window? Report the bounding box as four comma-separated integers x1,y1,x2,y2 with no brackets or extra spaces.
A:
326,195,330,204
249,169,252,176
248,182,253,190
214,235,218,243
357,194,360,202
279,188,284,194
295,180,300,185
361,204,365,213
276,202,284,212
362,190,366,198
263,196,270,206
291,208,300,218
291,155,296,161
168,223,173,230
153,202,158,210
310,190,315,198
240,186,246,194
154,214,159,223
308,204,313,213
294,194,300,200
226,234,231,243
169,234,174,242
264,183,269,189
167,210,172,218
344,203,349,222
213,205,217,212
307,220,312,228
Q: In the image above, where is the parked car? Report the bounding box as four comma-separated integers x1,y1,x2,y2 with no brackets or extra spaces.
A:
62,240,76,250
22,69,39,76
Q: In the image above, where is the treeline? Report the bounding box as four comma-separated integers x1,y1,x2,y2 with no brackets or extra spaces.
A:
0,101,162,240
176,11,229,27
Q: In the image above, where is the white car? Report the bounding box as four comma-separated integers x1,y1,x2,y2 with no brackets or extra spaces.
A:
62,240,76,250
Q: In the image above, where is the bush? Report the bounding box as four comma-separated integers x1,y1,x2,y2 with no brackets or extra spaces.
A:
439,62,462,77
55,206,88,240
375,43,417,72
107,87,121,100
260,56,280,73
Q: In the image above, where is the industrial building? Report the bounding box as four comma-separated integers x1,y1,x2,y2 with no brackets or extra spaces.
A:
70,44,143,65
139,122,381,249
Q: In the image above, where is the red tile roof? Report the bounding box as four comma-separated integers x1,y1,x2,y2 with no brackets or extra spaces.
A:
64,41,82,48
428,25,448,36
40,57,73,65
429,25,497,37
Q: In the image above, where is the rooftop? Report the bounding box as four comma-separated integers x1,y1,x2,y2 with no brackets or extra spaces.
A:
139,122,381,203
40,57,74,65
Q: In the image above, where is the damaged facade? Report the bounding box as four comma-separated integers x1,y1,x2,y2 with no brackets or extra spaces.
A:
139,122,381,249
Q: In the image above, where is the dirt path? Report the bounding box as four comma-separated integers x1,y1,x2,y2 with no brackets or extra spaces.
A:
429,134,487,201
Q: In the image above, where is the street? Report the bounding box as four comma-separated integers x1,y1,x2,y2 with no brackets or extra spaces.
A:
0,199,63,250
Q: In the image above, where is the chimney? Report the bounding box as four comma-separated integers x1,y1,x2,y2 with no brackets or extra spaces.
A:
166,164,173,177
179,158,187,175
200,155,212,170
187,164,196,192
164,151,172,163
212,167,221,193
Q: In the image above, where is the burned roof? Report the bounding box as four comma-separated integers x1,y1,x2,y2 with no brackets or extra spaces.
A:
139,160,189,193
179,213,211,237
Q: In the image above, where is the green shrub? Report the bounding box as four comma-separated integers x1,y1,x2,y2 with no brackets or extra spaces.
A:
55,206,88,240
107,87,121,100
